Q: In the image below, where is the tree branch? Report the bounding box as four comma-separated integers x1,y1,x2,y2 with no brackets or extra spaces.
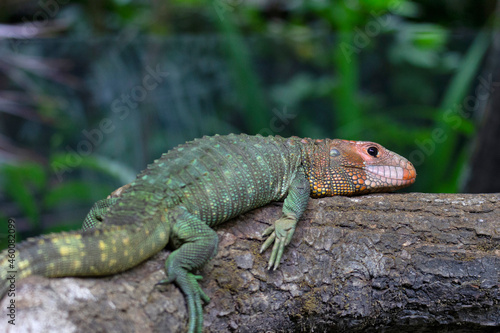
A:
1,193,499,332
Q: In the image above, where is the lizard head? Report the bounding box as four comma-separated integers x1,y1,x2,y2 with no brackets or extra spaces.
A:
306,139,416,197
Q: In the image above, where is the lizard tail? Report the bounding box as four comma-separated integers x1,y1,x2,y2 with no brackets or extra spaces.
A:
0,222,170,298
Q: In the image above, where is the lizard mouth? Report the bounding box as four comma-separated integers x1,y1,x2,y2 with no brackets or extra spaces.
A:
364,165,417,186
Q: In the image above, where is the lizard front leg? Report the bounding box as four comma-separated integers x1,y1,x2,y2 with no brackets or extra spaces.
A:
260,167,310,270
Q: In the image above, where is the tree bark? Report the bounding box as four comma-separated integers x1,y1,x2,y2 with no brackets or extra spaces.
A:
1,193,499,332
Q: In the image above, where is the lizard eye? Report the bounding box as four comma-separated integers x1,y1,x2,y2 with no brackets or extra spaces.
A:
330,148,340,157
367,146,379,157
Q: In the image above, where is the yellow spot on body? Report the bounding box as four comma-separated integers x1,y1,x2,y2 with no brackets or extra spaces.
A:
112,246,117,253
73,260,82,270
18,260,30,270
123,238,130,246
64,237,74,245
20,268,32,279
109,259,117,266
99,240,107,250
139,249,144,256
124,250,129,257
59,246,71,256
101,253,107,262
159,231,166,240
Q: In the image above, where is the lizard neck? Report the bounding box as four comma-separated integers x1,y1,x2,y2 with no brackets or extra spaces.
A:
299,138,355,198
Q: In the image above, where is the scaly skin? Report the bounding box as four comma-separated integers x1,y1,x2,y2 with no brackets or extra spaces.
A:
0,134,416,332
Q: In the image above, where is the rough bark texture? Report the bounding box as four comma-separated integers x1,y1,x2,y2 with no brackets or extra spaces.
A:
1,193,499,333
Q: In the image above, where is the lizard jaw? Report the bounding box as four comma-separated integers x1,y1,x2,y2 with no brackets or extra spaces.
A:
365,164,417,187
364,165,417,184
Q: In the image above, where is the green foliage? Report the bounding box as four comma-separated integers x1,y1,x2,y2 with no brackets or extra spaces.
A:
428,31,490,192
50,154,137,186
43,180,112,210
1,163,47,227
211,7,268,134
0,0,492,242
0,154,131,245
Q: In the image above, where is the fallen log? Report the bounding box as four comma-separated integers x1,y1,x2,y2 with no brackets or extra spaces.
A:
1,193,499,332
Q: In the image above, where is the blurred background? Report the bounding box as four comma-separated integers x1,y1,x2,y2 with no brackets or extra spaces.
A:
0,0,499,246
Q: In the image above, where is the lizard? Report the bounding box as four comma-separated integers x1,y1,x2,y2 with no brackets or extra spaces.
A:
0,134,416,332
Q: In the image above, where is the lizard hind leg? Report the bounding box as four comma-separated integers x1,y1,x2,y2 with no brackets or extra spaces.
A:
82,183,131,230
159,206,218,333
82,198,118,230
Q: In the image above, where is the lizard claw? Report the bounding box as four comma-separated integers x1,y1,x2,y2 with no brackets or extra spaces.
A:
193,274,210,303
261,225,275,237
158,273,210,304
259,226,276,253
164,259,209,333
259,217,297,270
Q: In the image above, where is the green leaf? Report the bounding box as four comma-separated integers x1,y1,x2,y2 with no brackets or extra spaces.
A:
50,154,136,185
44,180,113,209
0,163,47,226
411,24,448,49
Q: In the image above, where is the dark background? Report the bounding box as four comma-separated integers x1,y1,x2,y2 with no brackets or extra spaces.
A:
0,0,499,246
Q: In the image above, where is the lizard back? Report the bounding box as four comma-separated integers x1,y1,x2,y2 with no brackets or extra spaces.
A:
105,134,305,228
